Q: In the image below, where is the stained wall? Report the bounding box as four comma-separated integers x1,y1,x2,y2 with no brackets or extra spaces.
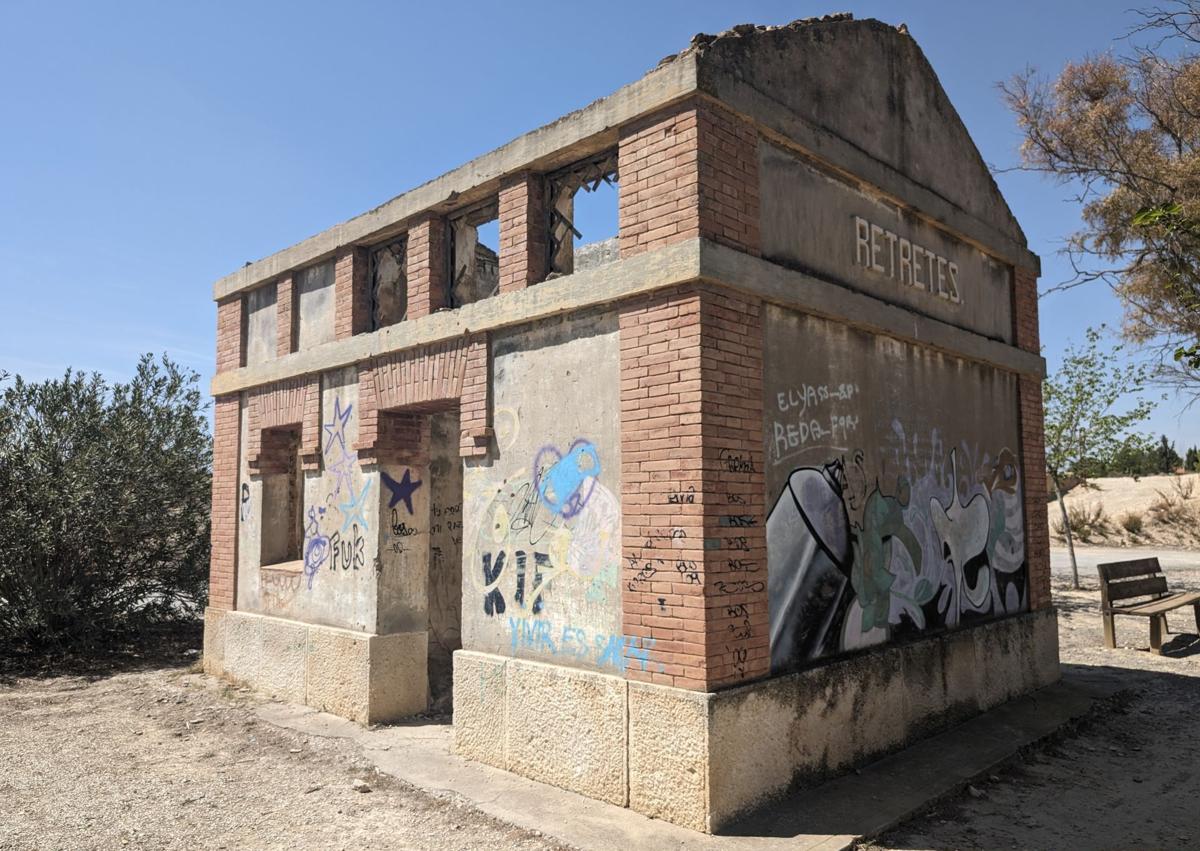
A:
763,307,1027,673
460,309,624,673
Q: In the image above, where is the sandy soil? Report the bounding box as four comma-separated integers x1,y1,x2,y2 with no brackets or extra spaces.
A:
4,554,1200,850
868,561,1200,851
1048,472,1200,548
0,653,569,851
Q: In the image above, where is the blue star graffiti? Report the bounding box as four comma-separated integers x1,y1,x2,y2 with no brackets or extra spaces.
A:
382,469,423,514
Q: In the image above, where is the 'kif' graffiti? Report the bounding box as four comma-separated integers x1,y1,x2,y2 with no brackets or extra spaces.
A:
767,435,1027,673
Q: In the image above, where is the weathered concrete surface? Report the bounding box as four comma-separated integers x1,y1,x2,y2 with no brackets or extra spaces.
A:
257,659,1109,850
505,659,628,806
296,260,335,350
759,140,1014,343
244,284,277,366
695,18,1032,267
762,305,1028,673
448,610,1059,833
460,309,623,672
205,610,427,724
215,18,1036,304
212,239,1044,399
628,680,711,831
451,650,508,769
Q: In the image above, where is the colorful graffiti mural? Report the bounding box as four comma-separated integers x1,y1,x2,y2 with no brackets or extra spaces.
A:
767,426,1027,672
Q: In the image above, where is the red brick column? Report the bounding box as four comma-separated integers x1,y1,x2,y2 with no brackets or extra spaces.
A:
335,247,370,340
619,285,769,691
618,98,760,259
1013,266,1051,610
498,171,548,293
406,215,448,319
216,296,244,373
276,274,295,357
209,394,240,610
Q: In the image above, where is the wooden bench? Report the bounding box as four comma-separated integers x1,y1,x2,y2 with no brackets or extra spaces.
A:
1098,557,1200,653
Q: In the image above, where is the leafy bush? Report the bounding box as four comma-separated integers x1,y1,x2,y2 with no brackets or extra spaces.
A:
0,356,211,656
1149,489,1193,526
1053,502,1111,543
1119,511,1144,536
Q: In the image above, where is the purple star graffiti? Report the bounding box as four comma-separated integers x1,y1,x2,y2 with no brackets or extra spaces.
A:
382,469,423,514
323,397,353,455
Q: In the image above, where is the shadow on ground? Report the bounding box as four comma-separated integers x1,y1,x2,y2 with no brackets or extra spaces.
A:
718,656,1200,847
0,618,202,684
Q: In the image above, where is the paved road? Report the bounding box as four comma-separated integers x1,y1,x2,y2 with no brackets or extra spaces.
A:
1051,546,1200,578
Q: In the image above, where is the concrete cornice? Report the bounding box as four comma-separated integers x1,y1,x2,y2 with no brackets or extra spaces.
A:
211,239,1044,397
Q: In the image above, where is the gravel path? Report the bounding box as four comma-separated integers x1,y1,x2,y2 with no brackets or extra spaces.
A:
0,656,569,851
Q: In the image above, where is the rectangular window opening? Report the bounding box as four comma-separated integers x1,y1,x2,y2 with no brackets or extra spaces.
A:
547,150,619,277
448,200,499,308
370,236,408,330
259,426,304,567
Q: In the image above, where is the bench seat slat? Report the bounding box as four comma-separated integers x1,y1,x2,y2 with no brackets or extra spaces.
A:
1098,558,1161,581
1115,590,1200,617
1107,575,1169,602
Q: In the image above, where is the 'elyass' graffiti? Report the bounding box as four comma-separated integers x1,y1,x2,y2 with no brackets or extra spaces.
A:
767,430,1026,672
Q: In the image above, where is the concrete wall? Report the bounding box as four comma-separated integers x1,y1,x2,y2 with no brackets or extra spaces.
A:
296,261,335,350
237,367,385,634
244,284,277,366
428,410,464,712
763,306,1027,674
455,607,1060,833
461,309,624,673
759,141,1014,343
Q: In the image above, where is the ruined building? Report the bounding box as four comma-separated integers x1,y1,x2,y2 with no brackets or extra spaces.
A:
204,16,1058,832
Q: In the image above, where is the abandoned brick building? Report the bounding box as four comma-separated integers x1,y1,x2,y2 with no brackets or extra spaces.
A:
204,15,1059,832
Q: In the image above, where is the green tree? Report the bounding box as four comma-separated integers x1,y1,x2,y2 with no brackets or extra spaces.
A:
1003,1,1200,398
1157,434,1183,473
0,355,211,656
1186,445,1200,471
1044,328,1157,588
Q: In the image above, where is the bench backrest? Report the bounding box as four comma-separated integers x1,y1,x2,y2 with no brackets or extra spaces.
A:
1097,558,1168,610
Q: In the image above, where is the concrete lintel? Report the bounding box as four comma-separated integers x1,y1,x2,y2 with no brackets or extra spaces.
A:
212,55,700,302
213,239,1044,398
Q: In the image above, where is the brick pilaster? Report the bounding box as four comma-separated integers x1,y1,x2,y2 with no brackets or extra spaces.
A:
335,247,370,340
1013,266,1050,610
619,285,769,691
618,98,760,259
276,274,295,357
216,296,244,373
498,171,548,293
209,394,240,610
406,215,448,319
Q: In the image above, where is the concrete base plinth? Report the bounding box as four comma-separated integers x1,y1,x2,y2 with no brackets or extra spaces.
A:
203,608,428,723
453,608,1060,833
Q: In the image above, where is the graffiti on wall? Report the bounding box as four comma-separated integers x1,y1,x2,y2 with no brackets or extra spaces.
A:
767,424,1026,673
470,434,622,654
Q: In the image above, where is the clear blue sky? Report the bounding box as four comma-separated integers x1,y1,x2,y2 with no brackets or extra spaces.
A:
1,0,1195,449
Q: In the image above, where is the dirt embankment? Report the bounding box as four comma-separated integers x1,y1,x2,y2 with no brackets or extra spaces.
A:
1047,472,1200,549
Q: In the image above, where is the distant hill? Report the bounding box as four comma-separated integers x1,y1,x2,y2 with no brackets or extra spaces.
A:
1047,473,1200,549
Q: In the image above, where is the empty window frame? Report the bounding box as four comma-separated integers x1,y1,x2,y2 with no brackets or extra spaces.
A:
546,150,619,276
259,426,304,566
369,237,408,330
448,199,500,308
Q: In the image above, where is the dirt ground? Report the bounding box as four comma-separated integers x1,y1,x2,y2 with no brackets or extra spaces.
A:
869,557,1200,851
3,554,1200,851
1049,472,1200,548
0,650,568,851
